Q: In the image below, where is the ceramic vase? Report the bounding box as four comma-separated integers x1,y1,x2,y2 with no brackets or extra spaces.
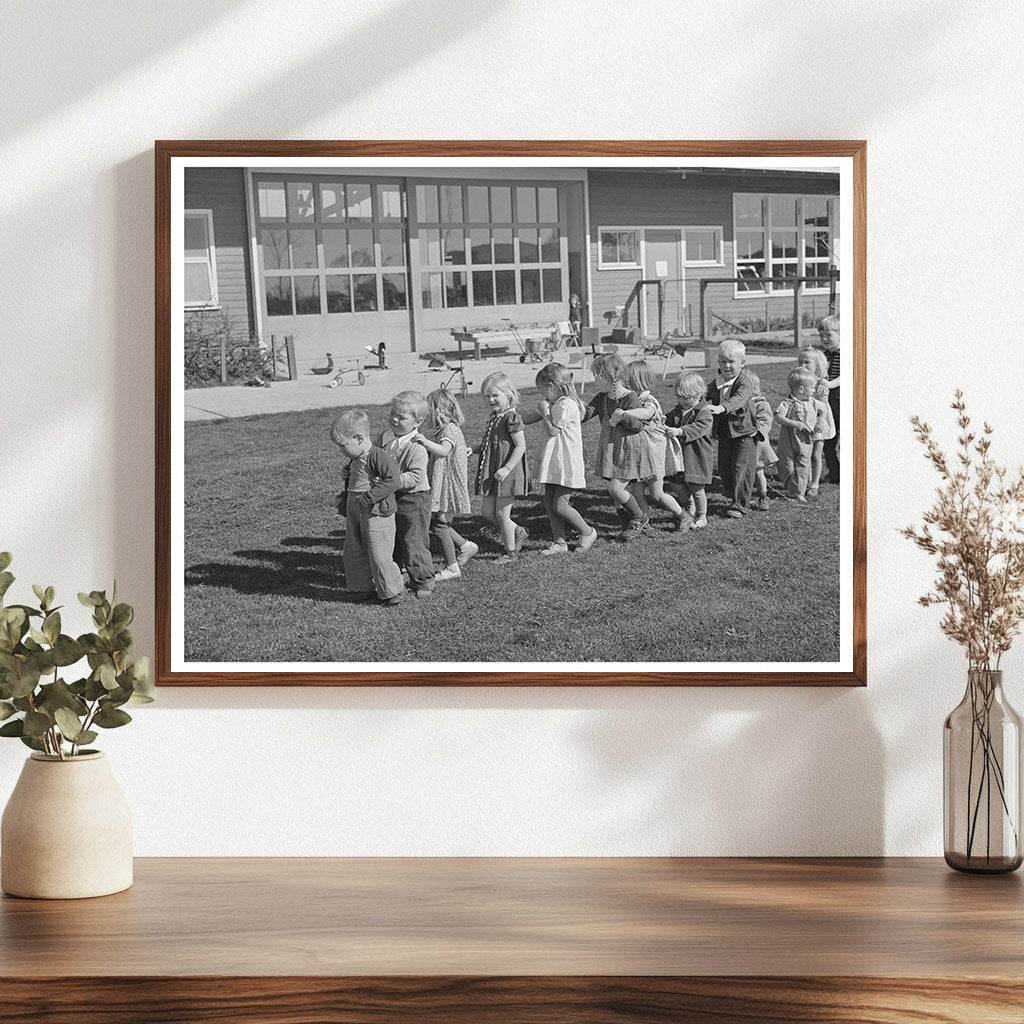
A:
1,751,133,899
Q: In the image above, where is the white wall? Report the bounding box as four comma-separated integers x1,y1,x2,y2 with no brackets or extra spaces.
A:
1,0,1021,856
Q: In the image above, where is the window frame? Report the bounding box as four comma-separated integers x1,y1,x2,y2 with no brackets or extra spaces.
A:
597,227,642,270
183,209,219,309
682,226,724,268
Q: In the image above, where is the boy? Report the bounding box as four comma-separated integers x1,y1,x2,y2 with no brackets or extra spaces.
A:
331,410,405,606
375,391,435,599
774,367,823,503
706,339,758,518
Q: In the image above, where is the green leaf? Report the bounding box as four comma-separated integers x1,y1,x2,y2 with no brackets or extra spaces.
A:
83,675,108,701
98,664,118,691
22,710,51,738
44,586,55,608
0,552,11,573
80,635,112,656
54,707,85,742
11,665,41,700
126,657,154,697
110,603,134,629
36,678,88,717
74,730,98,746
0,572,14,601
32,584,46,606
0,701,15,721
28,627,49,646
78,591,100,608
50,635,85,667
42,611,60,644
19,735,45,751
0,718,24,738
93,705,131,729
0,606,27,651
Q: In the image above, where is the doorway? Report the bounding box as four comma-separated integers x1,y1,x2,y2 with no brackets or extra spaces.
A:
642,229,684,338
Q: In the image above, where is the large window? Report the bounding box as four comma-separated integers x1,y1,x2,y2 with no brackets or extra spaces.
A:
733,194,836,296
416,183,564,309
184,210,218,308
255,177,408,316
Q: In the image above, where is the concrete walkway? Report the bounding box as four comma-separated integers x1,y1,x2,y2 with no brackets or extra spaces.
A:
182,346,796,421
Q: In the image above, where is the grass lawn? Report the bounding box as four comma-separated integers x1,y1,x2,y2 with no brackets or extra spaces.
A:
183,362,840,665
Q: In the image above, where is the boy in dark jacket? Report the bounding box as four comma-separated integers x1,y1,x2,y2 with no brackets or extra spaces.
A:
706,339,758,518
331,409,405,606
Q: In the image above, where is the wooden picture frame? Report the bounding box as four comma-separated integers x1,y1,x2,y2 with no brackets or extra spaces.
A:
156,141,866,686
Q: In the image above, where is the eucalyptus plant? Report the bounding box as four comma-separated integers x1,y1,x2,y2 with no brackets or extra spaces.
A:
0,552,153,759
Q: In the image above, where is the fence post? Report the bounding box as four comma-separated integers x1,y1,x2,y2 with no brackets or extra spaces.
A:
285,335,297,381
764,299,769,333
220,329,228,384
793,280,803,348
699,280,707,343
269,335,277,381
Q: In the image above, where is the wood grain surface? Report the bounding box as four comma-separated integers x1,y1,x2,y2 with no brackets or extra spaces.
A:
2,857,1021,1023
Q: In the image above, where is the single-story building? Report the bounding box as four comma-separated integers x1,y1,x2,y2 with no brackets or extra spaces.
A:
184,165,839,374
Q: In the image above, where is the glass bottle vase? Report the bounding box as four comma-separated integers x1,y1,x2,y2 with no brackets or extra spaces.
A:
944,669,1023,873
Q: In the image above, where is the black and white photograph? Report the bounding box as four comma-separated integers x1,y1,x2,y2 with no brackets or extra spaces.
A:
159,145,863,684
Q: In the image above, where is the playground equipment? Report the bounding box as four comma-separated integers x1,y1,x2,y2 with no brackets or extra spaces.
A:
327,359,366,388
310,352,334,376
425,354,471,398
451,322,554,361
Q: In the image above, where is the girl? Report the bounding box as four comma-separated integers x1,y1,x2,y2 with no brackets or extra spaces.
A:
583,353,653,540
745,371,778,512
532,363,597,555
473,372,531,565
797,347,836,497
664,371,714,530
622,359,686,531
414,389,477,581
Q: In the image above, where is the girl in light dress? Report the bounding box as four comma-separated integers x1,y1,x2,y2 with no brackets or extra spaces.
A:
797,347,837,498
664,371,714,530
413,389,477,581
744,370,778,512
531,363,597,555
473,372,531,566
620,360,687,531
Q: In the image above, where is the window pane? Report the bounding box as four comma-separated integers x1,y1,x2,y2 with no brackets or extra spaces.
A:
493,228,514,263
323,229,348,268
519,228,539,263
294,276,320,314
439,185,463,223
685,229,717,263
262,228,289,270
736,264,766,292
325,275,351,313
467,186,489,222
377,184,402,221
265,276,293,315
805,229,830,258
771,231,798,259
320,183,344,220
472,270,494,306
349,229,374,268
446,271,467,308
770,196,798,227
353,274,377,311
490,187,511,222
258,181,286,220
601,232,618,263
184,215,208,257
380,229,404,267
443,228,465,265
806,260,830,285
346,184,372,220
421,272,443,310
520,268,540,303
620,231,639,263
516,187,537,223
419,229,442,266
540,226,559,262
287,182,315,221
382,273,406,310
538,187,558,222
470,228,490,264
803,196,829,227
736,231,765,260
184,263,211,303
542,268,562,303
416,185,439,223
735,195,763,228
495,269,516,304
289,229,317,269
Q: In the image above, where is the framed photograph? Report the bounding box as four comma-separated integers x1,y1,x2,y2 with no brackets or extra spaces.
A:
156,141,865,686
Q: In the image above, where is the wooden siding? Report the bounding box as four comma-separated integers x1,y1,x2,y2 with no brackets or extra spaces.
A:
184,168,254,337
587,170,839,336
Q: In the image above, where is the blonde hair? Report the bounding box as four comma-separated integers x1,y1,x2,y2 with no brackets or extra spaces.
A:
718,338,746,361
818,314,840,334
426,388,464,428
798,347,828,379
675,371,707,402
788,367,817,393
536,362,585,416
479,372,520,407
390,390,428,423
591,352,628,384
330,409,370,445
626,360,657,395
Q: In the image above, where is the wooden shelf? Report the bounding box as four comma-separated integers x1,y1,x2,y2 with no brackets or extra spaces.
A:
2,857,1022,1022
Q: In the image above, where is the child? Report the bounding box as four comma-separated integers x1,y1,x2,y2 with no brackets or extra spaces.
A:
745,371,777,512
473,372,531,565
414,389,477,581
706,339,758,519
664,371,714,530
568,293,583,344
797,347,837,497
375,391,435,599
620,359,686,530
330,410,405,606
531,362,597,555
582,352,653,540
775,367,825,503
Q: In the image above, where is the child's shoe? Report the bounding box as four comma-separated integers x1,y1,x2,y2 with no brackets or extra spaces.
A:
494,552,518,566
541,541,569,556
514,525,529,551
807,486,819,499
671,512,690,532
382,592,406,607
576,528,598,554
435,564,462,581
456,540,479,567
751,497,770,512
621,515,649,540
725,506,744,519
684,497,697,517
689,515,708,530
